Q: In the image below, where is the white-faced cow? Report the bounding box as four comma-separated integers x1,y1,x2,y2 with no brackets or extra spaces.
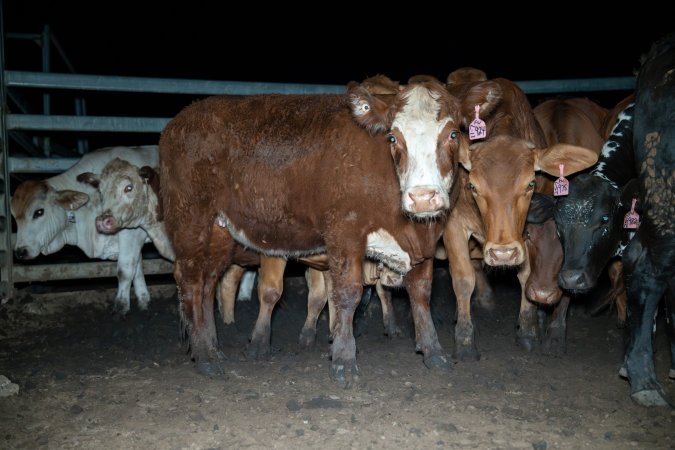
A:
10,146,158,316
159,75,470,384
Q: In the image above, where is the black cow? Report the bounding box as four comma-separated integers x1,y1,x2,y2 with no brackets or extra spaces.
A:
554,105,638,294
620,33,675,408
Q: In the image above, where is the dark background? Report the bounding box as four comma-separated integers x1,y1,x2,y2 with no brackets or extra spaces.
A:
4,2,673,86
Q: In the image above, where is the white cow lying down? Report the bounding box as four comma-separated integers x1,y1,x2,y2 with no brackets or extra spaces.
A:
10,145,158,316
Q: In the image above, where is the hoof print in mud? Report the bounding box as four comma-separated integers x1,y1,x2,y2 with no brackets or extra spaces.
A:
330,359,360,388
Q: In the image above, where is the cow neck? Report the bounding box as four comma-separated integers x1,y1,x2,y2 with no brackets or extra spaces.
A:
591,103,636,190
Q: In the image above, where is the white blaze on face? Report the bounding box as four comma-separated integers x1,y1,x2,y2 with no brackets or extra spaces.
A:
391,86,452,215
366,229,412,274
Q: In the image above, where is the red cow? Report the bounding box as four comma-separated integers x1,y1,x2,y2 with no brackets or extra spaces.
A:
159,75,473,384
442,79,598,360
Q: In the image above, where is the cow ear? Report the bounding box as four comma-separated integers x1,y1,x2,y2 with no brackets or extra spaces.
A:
348,79,397,134
446,67,487,86
138,166,157,184
534,144,598,176
461,81,502,125
76,172,100,189
526,192,555,224
55,190,89,211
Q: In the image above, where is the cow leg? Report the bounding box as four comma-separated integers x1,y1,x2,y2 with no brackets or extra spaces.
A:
132,256,150,311
543,295,570,355
445,234,480,361
407,259,451,370
376,281,401,337
174,223,232,376
516,252,540,351
328,255,363,387
622,236,673,407
299,268,328,348
246,256,286,360
216,264,246,325
113,229,148,317
665,278,675,381
607,260,627,327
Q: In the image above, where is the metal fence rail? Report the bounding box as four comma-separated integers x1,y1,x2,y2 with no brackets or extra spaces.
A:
0,66,636,300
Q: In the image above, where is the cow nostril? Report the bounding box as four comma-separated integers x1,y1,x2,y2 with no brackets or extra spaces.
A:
14,248,27,260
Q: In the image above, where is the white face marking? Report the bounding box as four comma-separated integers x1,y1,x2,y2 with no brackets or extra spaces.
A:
391,86,452,206
366,229,412,274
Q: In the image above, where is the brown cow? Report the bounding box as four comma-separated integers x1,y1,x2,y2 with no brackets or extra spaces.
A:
159,75,472,384
442,79,598,359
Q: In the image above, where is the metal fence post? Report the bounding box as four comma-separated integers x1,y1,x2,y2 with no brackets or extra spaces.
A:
0,8,14,300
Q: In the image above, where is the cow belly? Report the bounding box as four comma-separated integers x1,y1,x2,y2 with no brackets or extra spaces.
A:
217,212,325,257
366,229,412,274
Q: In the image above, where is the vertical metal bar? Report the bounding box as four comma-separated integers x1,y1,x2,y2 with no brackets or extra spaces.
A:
41,24,51,156
0,6,15,300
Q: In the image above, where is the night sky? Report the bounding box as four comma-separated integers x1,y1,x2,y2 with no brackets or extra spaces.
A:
4,2,673,86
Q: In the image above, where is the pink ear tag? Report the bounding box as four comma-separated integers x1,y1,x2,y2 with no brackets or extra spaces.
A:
553,163,569,196
623,197,640,229
468,105,487,140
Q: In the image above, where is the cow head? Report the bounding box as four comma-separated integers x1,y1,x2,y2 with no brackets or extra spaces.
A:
10,180,90,259
461,135,598,266
77,158,158,234
554,175,638,292
524,193,562,305
348,75,467,219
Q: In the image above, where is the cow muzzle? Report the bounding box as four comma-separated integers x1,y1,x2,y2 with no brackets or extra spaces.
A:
526,284,562,305
96,214,120,234
14,246,32,260
483,242,524,266
558,270,595,292
403,186,447,217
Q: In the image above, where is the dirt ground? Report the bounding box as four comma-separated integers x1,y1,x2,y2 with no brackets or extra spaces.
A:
0,266,673,450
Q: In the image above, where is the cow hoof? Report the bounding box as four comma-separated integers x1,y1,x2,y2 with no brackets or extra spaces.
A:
631,389,674,408
516,336,539,352
669,369,675,380
195,360,225,377
244,341,271,360
298,329,317,348
542,336,566,355
330,359,360,388
619,366,628,378
453,346,480,362
423,353,452,371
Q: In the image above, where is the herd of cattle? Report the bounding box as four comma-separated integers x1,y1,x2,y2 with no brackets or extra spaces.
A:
9,34,675,408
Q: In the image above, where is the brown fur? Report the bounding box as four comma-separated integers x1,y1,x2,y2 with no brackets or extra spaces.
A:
446,67,488,86
159,78,464,379
11,180,49,220
442,79,598,359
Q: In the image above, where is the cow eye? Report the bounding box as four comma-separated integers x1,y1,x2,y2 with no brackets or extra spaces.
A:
33,208,44,219
601,215,609,223
124,184,133,193
449,131,458,140
524,230,531,240
527,180,536,191
387,134,397,144
468,182,477,193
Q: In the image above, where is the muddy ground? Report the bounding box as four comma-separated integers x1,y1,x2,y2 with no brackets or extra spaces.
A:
0,266,673,449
